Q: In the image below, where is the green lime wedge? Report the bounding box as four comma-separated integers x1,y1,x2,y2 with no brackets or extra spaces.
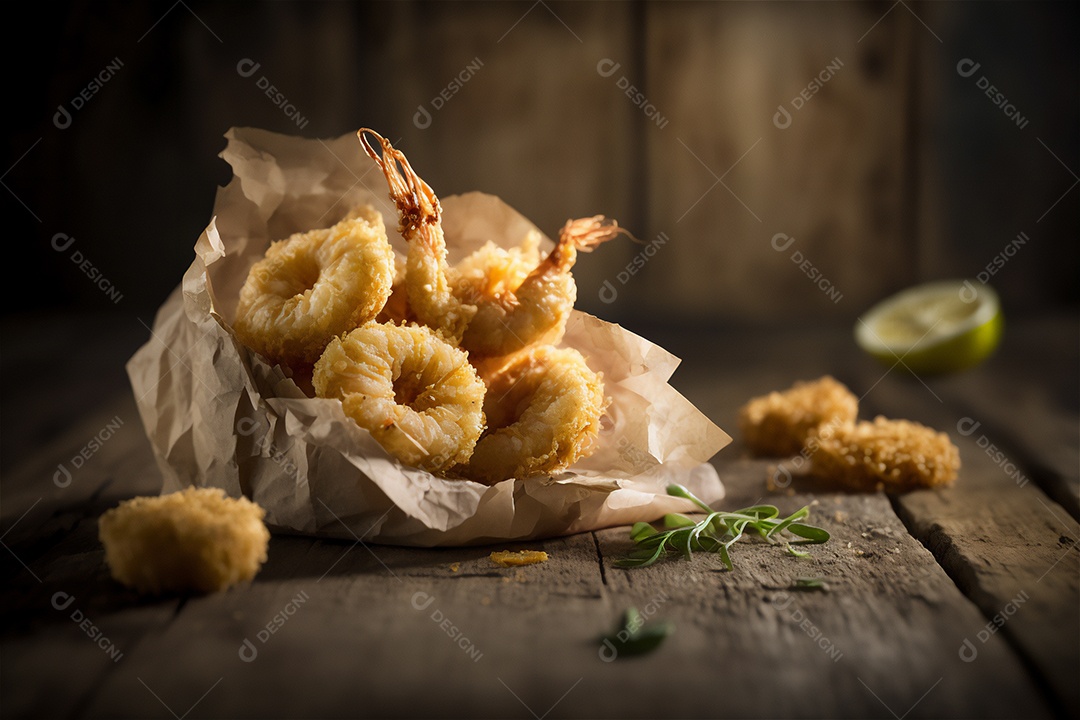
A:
855,280,1003,374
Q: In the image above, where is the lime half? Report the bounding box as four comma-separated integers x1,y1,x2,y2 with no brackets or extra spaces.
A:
855,280,1003,374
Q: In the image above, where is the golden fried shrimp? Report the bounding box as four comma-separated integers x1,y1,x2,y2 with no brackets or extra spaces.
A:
457,216,623,357
376,253,413,325
359,129,623,357
739,376,859,457
313,322,485,473
463,345,606,485
359,129,477,343
234,205,395,366
453,231,542,302
808,416,960,491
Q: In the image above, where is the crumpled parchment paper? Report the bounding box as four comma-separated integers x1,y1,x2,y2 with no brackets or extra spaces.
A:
126,128,731,546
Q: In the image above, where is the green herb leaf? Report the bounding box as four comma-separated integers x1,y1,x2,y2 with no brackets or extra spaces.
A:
663,513,697,529
665,483,713,513
787,523,831,544
786,546,811,558
791,577,829,591
598,607,674,659
616,487,832,570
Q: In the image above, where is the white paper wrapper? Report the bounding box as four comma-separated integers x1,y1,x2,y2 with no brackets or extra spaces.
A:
126,128,731,546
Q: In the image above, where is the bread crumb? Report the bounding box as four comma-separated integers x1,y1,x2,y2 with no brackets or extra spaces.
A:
740,376,858,457
490,550,548,567
99,487,269,594
809,416,960,491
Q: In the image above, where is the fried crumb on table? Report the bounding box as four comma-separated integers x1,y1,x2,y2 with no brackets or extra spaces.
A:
489,550,549,567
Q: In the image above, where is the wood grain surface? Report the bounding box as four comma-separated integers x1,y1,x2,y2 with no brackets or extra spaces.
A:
2,314,1075,719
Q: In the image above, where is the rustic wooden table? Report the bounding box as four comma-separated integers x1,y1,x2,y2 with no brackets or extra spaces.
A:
2,313,1077,719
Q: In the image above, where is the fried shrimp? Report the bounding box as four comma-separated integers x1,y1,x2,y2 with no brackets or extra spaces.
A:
313,322,486,473
359,129,623,357
234,205,395,366
463,345,606,485
457,216,624,357
359,129,477,343
376,253,412,325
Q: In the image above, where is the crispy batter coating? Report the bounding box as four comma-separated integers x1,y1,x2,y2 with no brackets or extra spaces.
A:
313,322,486,473
234,205,395,366
739,376,859,457
375,253,413,325
360,130,622,359
456,217,622,358
808,416,960,491
98,487,269,595
463,345,606,485
490,550,549,567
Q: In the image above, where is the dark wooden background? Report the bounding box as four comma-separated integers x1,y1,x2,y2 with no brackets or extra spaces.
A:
3,0,1078,327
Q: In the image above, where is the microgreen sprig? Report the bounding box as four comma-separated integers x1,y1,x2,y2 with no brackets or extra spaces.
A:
615,484,831,570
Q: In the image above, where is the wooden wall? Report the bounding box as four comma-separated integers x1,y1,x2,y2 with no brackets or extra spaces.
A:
13,1,1078,326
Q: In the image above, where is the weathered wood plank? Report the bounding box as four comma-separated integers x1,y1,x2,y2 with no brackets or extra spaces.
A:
850,364,1080,717
641,2,917,325
78,533,608,719
0,392,156,548
912,4,1080,315
597,459,1052,719
928,315,1079,520
2,319,1073,717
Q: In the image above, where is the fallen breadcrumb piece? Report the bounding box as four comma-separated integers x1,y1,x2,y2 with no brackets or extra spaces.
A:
489,550,548,567
739,376,858,457
99,487,270,594
808,416,960,491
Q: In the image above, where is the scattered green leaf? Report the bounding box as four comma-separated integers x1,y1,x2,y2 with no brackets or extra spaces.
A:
598,607,673,660
791,577,829,591
614,484,830,570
